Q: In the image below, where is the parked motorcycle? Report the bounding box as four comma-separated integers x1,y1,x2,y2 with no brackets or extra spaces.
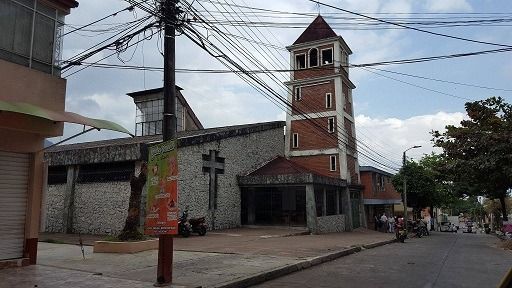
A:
178,208,208,237
178,210,192,237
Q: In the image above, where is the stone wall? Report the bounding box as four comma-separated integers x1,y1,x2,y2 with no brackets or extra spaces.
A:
44,184,66,232
317,214,346,233
43,126,284,234
72,182,131,235
177,128,284,230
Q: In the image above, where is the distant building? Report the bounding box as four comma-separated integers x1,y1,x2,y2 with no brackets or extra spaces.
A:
359,166,402,229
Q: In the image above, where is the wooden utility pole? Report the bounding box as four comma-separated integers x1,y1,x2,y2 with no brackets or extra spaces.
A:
158,0,178,285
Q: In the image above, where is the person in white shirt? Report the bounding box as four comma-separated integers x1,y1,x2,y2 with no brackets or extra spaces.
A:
380,213,388,233
388,215,395,233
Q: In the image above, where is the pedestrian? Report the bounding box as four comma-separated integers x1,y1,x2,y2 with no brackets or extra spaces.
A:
380,213,388,233
374,214,380,231
388,215,395,233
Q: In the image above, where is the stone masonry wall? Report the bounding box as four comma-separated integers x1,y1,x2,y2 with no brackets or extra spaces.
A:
44,184,66,232
43,126,284,234
72,181,131,235
177,127,284,230
317,214,346,233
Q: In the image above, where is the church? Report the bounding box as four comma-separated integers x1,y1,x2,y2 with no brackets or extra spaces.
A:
43,16,365,235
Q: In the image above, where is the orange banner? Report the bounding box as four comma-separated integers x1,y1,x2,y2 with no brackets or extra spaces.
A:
144,140,178,235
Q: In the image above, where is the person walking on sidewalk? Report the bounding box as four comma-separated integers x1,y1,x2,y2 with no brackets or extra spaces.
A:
380,213,388,233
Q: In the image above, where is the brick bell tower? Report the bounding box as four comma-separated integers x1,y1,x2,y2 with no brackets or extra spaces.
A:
284,15,360,184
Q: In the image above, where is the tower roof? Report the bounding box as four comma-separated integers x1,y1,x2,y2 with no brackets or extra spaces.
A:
293,15,337,45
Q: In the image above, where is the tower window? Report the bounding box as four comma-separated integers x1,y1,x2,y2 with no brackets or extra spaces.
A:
326,93,332,108
330,155,337,171
294,86,302,101
295,53,306,69
308,48,318,67
292,133,299,148
328,117,335,133
341,50,349,71
321,48,333,65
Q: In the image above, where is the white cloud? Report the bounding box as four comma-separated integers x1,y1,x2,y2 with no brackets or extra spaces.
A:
355,111,466,170
424,0,472,12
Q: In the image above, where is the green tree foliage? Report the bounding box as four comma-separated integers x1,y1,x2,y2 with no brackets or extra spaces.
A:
392,159,439,210
432,97,512,221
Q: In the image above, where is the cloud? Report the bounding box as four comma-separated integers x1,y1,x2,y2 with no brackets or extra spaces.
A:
355,111,466,170
424,0,472,12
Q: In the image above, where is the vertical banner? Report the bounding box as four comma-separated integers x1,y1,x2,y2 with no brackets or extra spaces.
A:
144,140,178,235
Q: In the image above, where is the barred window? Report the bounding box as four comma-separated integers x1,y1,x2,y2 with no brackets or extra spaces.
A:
76,161,135,183
48,165,67,185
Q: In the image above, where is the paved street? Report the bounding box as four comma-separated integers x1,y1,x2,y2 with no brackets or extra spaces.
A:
254,232,512,288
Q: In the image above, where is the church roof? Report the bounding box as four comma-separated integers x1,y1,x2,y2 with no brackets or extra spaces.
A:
238,156,348,187
293,15,338,45
246,156,317,176
45,121,285,166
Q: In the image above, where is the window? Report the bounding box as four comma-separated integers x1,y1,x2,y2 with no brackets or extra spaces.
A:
341,50,349,71
292,133,299,148
328,117,335,133
315,188,324,217
308,48,318,67
330,155,337,171
326,189,337,216
135,98,164,136
294,86,302,101
321,48,333,65
325,93,332,108
0,0,65,76
295,53,306,69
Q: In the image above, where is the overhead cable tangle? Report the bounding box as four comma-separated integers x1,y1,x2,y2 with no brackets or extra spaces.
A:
181,12,400,170
307,0,512,48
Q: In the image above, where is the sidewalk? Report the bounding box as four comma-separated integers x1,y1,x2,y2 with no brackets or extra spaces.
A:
1,228,395,288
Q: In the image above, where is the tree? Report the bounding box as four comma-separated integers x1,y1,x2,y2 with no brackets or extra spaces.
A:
117,163,147,241
392,159,439,212
432,97,512,221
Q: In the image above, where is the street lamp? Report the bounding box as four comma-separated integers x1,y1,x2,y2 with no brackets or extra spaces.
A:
403,145,421,232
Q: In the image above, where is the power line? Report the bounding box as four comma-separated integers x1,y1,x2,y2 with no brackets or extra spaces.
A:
308,0,512,48
364,67,512,92
182,6,401,170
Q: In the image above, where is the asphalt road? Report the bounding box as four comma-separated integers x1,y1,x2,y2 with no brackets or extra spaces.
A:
254,232,512,288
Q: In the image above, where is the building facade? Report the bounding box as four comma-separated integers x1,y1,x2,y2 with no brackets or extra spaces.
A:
238,16,365,233
360,166,402,230
0,0,79,267
43,122,285,234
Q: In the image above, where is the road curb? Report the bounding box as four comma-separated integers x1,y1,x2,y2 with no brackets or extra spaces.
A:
362,238,397,249
215,239,395,288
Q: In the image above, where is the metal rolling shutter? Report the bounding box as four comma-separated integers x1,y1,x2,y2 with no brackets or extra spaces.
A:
0,151,29,260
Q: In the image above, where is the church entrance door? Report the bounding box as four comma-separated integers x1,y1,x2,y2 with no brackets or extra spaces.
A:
241,186,306,227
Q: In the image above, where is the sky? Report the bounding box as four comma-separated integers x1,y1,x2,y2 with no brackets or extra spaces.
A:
52,0,512,171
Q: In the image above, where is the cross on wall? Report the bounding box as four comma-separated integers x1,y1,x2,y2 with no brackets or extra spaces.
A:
202,150,225,210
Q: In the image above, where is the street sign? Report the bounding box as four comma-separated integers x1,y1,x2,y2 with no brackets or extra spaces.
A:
145,139,178,235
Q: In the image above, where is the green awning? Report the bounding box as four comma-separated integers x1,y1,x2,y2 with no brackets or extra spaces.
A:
0,99,133,136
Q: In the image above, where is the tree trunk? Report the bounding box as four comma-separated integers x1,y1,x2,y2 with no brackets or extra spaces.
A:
499,195,508,222
118,164,147,241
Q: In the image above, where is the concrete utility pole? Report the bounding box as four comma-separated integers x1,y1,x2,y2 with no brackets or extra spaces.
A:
402,145,421,233
158,0,179,285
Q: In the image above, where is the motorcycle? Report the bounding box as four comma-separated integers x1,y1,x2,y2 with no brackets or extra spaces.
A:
395,218,406,243
178,208,208,237
178,210,192,237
